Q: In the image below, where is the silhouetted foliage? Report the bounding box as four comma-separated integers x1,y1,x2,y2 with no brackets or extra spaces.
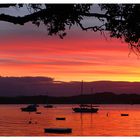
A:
0,4,140,52
0,93,140,104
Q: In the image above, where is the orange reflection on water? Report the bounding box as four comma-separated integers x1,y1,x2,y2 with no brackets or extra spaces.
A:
0,104,140,136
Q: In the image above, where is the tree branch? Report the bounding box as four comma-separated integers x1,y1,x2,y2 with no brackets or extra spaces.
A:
0,4,17,8
81,12,110,19
0,7,110,25
78,22,105,32
0,8,48,25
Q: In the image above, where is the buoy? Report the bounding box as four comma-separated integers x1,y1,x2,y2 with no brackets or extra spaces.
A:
106,112,109,117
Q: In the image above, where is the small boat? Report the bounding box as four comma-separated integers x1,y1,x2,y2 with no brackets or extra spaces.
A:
72,81,99,113
72,106,98,113
121,113,129,116
56,117,66,120
21,105,37,112
44,128,72,133
44,104,53,108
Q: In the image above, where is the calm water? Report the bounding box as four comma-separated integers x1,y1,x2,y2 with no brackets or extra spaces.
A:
0,104,140,136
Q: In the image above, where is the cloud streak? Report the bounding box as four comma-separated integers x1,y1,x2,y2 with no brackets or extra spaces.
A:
0,20,140,82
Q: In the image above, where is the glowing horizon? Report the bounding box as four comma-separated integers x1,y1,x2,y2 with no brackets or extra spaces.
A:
0,23,140,82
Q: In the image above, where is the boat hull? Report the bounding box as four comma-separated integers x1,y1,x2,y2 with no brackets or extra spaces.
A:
44,128,72,133
21,107,37,112
56,117,66,120
121,113,129,116
72,107,98,113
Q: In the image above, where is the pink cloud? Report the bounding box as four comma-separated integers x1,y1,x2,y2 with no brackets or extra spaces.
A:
0,26,140,82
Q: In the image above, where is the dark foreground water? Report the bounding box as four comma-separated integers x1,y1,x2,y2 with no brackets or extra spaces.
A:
0,104,140,136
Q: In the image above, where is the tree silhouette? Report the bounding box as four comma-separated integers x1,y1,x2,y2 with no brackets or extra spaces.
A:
0,4,140,53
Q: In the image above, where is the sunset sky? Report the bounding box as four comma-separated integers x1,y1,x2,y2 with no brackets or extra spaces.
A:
0,5,140,82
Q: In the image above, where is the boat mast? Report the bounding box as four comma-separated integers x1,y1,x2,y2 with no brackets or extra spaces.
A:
81,80,83,96
91,87,93,108
80,80,84,106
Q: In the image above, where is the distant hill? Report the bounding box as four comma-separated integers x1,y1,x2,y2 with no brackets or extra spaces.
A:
0,77,140,97
0,92,140,104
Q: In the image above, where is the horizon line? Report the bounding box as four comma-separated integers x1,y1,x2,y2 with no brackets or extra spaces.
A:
0,75,140,83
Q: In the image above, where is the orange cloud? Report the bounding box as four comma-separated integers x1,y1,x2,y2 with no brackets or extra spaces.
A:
0,30,140,82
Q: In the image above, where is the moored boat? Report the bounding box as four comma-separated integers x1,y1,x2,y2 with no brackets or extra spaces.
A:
44,104,53,108
56,117,66,120
72,81,99,113
72,106,98,113
121,113,129,116
21,104,37,112
44,128,72,133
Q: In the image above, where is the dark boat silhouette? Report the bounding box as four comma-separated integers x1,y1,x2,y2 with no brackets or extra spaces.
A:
72,105,99,113
72,81,99,113
56,117,66,120
44,92,54,108
21,104,37,112
44,104,53,108
44,128,72,133
121,113,129,116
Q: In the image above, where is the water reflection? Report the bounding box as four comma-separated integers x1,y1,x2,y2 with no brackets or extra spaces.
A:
0,104,139,136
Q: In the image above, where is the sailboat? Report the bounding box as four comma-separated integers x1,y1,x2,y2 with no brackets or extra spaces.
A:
44,92,54,108
72,81,99,113
44,104,53,108
21,104,37,112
